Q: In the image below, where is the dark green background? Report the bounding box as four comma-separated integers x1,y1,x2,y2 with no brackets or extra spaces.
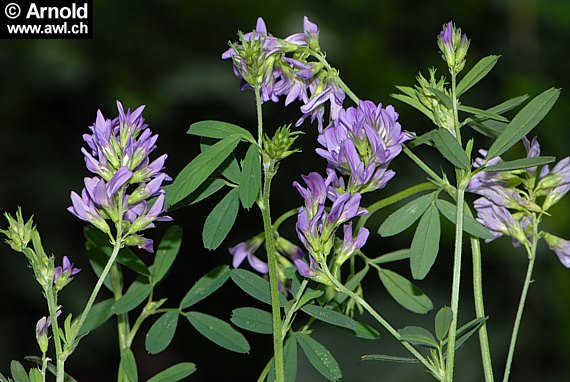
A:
1,0,569,380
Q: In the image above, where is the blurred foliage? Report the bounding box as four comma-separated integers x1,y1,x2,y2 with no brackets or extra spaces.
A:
0,0,569,380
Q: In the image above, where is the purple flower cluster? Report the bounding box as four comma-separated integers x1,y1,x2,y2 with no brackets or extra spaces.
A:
293,172,369,279
223,17,345,131
69,102,171,252
469,137,570,267
468,139,540,246
317,101,412,193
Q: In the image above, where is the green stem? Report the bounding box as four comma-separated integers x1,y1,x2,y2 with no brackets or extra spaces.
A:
45,288,64,382
356,182,437,231
281,279,309,337
471,237,495,382
71,237,123,349
403,146,445,185
110,263,130,351
127,307,152,346
257,357,273,382
255,85,285,382
273,208,298,231
444,185,466,382
502,216,538,382
261,169,285,382
321,263,442,379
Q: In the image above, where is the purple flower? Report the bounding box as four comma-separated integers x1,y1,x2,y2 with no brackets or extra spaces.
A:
538,157,570,211
338,223,369,261
70,102,171,252
229,238,268,274
473,198,527,245
296,80,345,131
54,256,81,287
543,233,570,268
35,310,61,339
316,101,411,192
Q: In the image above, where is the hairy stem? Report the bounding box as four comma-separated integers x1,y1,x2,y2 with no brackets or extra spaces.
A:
321,263,442,379
403,146,445,185
471,237,495,382
502,215,538,382
110,263,130,348
45,289,64,382
444,184,466,382
71,237,123,349
256,85,285,382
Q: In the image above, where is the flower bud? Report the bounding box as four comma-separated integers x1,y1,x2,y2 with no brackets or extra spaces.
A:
437,21,470,75
0,208,35,253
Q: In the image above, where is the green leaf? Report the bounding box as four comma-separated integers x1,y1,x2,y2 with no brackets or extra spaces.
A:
296,288,324,308
378,268,433,314
238,144,261,209
435,199,494,240
231,269,287,306
427,87,452,109
487,88,561,159
435,306,453,342
457,55,500,95
150,225,182,285
486,94,529,115
301,305,357,330
458,105,508,122
10,361,29,382
432,129,471,169
180,265,231,309
186,311,250,353
202,188,240,250
145,311,179,354
231,307,272,334
78,298,114,336
297,333,342,381
378,193,435,237
28,369,42,382
391,93,435,124
398,326,438,348
85,226,150,277
147,363,197,382
167,135,241,206
165,178,225,210
112,280,152,315
218,154,241,183
369,249,410,264
268,336,298,382
147,362,197,382
352,322,381,340
453,317,487,350
408,130,436,149
119,348,138,382
188,120,255,144
361,354,419,363
410,204,441,280
468,119,507,138
483,156,555,172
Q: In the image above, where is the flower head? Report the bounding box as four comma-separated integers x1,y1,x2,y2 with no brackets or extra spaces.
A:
316,101,411,192
69,102,171,252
